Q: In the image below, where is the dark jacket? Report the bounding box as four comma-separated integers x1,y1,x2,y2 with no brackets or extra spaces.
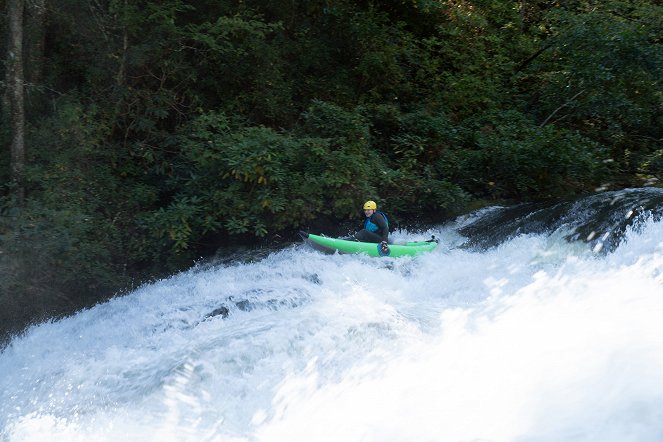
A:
360,211,389,242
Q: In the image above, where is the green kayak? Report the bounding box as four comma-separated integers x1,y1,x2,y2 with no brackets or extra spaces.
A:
301,232,438,257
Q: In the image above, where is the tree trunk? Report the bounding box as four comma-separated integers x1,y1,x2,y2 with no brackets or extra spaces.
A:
116,25,128,86
7,0,26,204
25,0,46,86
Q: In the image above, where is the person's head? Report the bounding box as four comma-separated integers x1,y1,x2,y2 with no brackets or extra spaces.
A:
363,200,377,217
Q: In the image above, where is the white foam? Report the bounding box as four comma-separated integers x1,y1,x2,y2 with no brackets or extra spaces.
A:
2,221,663,441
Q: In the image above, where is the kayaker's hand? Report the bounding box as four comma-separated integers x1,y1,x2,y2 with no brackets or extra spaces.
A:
380,241,389,254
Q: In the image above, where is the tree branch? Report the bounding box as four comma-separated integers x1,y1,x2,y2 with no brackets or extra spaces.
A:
540,89,585,128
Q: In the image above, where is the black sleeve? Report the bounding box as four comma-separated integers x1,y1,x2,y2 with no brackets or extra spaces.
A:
373,213,389,242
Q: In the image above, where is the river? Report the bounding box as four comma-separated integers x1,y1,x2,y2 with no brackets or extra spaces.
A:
2,188,663,441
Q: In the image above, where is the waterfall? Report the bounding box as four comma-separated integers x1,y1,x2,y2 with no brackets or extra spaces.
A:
2,189,663,441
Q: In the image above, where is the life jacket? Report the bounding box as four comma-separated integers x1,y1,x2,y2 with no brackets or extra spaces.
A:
364,211,389,233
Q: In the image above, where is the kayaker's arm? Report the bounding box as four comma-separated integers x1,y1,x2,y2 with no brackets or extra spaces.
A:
373,213,389,242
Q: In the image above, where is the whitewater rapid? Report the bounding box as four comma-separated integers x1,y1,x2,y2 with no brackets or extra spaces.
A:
2,207,663,441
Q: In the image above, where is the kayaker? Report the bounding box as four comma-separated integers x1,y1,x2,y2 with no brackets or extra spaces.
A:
355,200,390,254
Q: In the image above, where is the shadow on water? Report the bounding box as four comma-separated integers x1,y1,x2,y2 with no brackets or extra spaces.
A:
458,188,663,253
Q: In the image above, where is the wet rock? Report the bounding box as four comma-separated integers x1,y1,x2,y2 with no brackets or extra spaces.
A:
206,306,230,319
458,188,663,253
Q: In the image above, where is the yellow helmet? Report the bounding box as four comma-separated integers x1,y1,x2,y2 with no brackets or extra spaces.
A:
363,200,377,210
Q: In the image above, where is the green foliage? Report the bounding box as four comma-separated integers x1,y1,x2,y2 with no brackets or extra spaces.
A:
0,98,161,326
368,107,470,217
638,149,663,185
0,201,123,302
522,2,663,176
448,111,609,199
301,100,370,145
0,99,146,336
183,12,293,123
146,106,381,253
387,110,457,167
412,0,535,117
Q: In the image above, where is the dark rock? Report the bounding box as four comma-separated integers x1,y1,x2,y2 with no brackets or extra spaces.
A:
206,306,230,319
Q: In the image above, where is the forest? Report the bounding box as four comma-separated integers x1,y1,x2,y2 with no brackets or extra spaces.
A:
1,0,661,340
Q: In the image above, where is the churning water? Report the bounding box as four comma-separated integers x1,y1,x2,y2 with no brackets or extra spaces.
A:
2,189,663,441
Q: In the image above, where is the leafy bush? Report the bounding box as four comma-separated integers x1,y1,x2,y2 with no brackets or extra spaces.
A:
448,111,609,199
366,108,470,218
147,105,383,253
0,98,159,339
638,149,663,186
522,5,663,176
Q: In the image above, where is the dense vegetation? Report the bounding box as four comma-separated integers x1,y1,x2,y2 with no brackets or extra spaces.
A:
1,0,661,340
